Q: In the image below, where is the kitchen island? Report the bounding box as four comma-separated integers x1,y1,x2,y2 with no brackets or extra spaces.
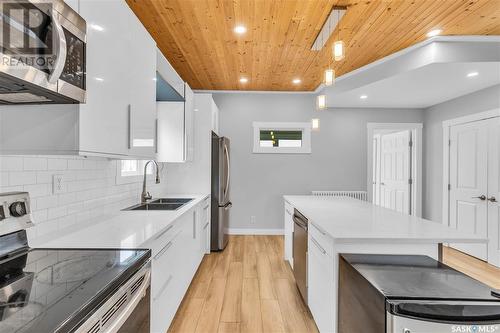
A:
283,195,487,333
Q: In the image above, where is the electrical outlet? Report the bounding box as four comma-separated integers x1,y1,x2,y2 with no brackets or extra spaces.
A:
53,174,65,194
250,216,256,224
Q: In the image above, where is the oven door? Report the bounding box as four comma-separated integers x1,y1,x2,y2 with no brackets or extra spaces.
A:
0,0,86,104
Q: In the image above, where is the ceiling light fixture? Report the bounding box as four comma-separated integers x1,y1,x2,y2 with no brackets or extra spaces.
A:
292,78,302,84
467,71,479,78
333,9,345,61
360,95,368,99
317,95,327,110
312,118,320,130
239,77,248,83
426,29,442,38
234,25,247,34
324,68,335,86
94,77,104,82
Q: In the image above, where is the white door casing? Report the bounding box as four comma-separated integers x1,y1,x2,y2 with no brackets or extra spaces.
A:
449,119,489,261
380,130,411,214
487,118,500,266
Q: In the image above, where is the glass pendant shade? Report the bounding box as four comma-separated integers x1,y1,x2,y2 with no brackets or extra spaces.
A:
324,68,335,86
333,40,345,61
316,95,326,110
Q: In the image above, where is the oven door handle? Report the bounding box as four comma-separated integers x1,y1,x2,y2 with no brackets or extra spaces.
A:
48,9,67,84
105,268,150,333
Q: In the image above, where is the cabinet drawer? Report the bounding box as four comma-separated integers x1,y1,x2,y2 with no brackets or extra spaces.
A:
309,222,333,258
148,222,178,257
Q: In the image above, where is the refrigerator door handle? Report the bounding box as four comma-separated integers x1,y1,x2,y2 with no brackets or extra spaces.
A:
223,143,230,200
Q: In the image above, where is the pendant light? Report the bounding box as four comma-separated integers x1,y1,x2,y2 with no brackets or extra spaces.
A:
333,10,345,61
316,95,326,110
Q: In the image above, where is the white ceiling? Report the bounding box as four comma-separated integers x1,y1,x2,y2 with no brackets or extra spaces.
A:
327,62,500,109
321,37,500,109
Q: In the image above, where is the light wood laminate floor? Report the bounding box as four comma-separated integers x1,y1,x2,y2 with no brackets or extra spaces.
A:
168,236,500,333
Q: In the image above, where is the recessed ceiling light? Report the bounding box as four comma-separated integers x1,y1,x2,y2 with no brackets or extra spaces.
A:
94,77,104,82
292,78,301,84
239,77,248,83
360,95,368,99
90,23,105,32
234,25,247,34
467,71,479,78
426,29,442,37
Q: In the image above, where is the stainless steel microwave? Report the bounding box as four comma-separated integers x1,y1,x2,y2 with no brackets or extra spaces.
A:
0,0,86,104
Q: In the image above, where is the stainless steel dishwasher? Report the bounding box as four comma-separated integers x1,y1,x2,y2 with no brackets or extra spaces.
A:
293,209,308,304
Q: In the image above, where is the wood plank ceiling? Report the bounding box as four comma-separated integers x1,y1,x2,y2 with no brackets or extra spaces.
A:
127,0,500,91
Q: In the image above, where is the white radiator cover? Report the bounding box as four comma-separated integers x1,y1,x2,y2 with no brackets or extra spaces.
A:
312,191,368,201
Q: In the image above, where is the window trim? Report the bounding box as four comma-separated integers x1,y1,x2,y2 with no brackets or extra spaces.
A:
116,160,152,185
252,122,312,154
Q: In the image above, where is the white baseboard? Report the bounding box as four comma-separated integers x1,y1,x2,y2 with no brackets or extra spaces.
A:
227,228,284,235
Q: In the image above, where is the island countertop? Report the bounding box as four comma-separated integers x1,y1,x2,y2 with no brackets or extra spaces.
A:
283,195,486,244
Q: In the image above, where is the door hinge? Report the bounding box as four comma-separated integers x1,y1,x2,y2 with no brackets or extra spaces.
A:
408,179,413,185
448,184,451,191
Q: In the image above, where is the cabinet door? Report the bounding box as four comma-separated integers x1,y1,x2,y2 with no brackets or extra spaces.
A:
202,199,211,254
78,0,129,156
308,234,335,333
211,98,220,135
127,9,157,158
157,102,185,162
184,83,195,161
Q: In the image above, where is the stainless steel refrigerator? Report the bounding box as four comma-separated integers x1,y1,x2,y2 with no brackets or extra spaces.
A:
211,132,231,251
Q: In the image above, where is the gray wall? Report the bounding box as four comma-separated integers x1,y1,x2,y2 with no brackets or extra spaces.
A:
213,93,423,231
422,84,500,222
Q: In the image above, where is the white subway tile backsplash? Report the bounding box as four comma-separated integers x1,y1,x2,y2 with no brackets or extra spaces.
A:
0,156,23,171
2,155,166,243
47,159,68,170
9,171,37,186
24,157,48,171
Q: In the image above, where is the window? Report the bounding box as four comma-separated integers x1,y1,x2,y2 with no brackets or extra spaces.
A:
116,160,153,184
253,122,311,154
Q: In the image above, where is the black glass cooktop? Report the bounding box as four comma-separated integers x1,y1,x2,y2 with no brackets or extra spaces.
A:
342,254,499,301
0,246,150,333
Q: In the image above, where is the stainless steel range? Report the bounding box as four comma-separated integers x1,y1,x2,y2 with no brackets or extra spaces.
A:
0,192,151,333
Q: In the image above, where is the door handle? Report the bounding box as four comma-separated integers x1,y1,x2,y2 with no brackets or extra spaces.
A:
473,195,487,201
488,196,497,203
48,8,67,84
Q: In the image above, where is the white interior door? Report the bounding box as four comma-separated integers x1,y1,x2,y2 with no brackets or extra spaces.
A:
449,119,489,261
380,130,411,214
487,118,500,267
373,135,381,206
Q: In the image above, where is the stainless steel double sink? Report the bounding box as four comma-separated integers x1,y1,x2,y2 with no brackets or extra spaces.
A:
124,198,193,211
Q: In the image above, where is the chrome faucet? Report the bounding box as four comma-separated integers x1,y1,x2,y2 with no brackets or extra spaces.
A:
141,160,161,203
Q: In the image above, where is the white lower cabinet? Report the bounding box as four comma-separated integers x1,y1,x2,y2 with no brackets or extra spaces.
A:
149,198,210,333
308,226,335,333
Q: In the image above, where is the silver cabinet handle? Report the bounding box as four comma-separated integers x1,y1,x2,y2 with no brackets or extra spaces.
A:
153,274,173,301
127,104,132,149
193,211,197,239
310,236,326,255
473,195,487,201
155,119,159,154
488,196,497,203
154,240,173,260
48,9,67,84
154,225,173,240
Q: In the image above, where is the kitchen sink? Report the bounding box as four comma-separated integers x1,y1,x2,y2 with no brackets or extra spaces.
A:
150,198,193,204
123,202,185,211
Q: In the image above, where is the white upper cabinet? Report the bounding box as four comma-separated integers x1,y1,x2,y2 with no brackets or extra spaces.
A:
184,83,195,162
0,0,157,159
157,50,185,98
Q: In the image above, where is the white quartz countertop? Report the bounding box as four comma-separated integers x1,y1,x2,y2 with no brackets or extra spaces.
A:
283,195,487,244
35,194,209,249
